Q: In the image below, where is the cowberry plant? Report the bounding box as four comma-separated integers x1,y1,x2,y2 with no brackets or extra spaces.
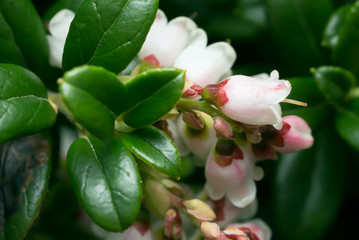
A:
0,0,358,239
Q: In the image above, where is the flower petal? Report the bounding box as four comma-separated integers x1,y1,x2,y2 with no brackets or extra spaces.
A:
48,9,75,43
47,35,64,68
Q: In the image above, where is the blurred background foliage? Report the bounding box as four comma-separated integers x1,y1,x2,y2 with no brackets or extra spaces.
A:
28,0,359,239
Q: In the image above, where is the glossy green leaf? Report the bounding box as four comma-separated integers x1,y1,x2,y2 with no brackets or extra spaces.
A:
267,0,334,73
62,0,158,73
333,1,359,78
62,65,127,115
59,65,128,140
0,134,52,239
313,66,356,106
274,126,346,240
122,68,185,128
0,64,56,144
67,136,142,232
335,107,359,151
0,0,49,79
121,126,181,178
322,4,351,49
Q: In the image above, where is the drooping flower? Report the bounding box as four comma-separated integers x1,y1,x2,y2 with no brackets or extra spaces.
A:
205,139,264,208
225,219,272,240
203,70,291,130
46,9,75,68
177,112,217,165
173,28,236,87
273,115,314,153
138,9,197,67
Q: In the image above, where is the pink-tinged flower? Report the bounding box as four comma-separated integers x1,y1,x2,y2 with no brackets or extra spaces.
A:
177,112,217,165
46,9,75,68
203,70,291,129
226,219,272,240
173,28,236,87
273,115,314,153
208,197,258,228
105,222,155,240
205,140,264,208
138,9,197,67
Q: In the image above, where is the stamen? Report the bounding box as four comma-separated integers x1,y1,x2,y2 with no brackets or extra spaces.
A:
282,98,307,107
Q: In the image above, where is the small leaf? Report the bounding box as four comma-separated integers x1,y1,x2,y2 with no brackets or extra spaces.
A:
59,65,127,140
0,134,52,239
0,64,56,143
122,68,185,128
332,1,359,79
121,126,181,178
312,66,356,107
267,0,334,73
322,4,351,49
274,126,346,240
335,106,359,151
62,0,159,73
0,0,50,79
67,136,142,231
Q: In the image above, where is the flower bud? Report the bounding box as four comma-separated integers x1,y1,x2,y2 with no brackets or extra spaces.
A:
165,209,182,239
201,222,220,239
143,178,171,218
182,111,205,130
203,71,291,130
273,115,314,153
214,117,234,139
183,199,216,221
226,219,272,240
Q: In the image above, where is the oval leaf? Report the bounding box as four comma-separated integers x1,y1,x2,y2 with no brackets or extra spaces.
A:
0,0,49,79
267,0,334,73
332,1,359,79
0,64,56,143
0,134,52,239
62,0,159,73
335,108,359,151
274,126,346,240
62,65,127,115
59,82,115,141
322,4,351,50
312,66,356,107
120,126,181,178
122,68,185,128
67,136,142,231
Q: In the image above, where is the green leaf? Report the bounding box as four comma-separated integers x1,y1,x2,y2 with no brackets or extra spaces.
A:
67,136,142,232
0,134,52,239
122,68,185,128
0,0,49,79
62,65,127,115
267,0,334,73
332,1,359,79
0,64,56,144
62,0,159,73
274,126,346,240
312,66,356,107
322,4,351,50
335,107,359,151
59,65,127,140
120,126,181,178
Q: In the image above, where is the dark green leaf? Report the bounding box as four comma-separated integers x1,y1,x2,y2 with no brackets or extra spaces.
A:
333,1,359,79
0,0,49,79
322,4,351,49
122,68,185,128
62,0,159,73
62,65,127,115
274,126,346,240
267,0,334,73
67,136,142,231
0,64,56,143
59,82,115,141
335,107,359,151
312,66,356,106
0,134,52,239
121,126,181,178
